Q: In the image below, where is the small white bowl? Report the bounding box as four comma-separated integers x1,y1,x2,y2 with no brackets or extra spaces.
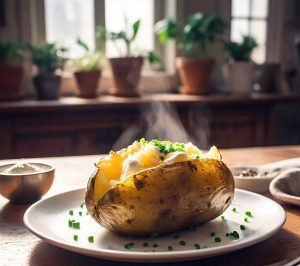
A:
269,168,300,206
231,166,281,194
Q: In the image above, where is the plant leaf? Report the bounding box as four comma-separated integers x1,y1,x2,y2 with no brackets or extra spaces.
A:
76,38,90,52
131,19,140,41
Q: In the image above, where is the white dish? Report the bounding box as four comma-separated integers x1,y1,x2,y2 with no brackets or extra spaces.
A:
231,166,282,193
24,188,285,263
270,168,300,207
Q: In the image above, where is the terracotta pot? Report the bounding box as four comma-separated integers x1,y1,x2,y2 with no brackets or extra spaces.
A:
74,70,101,98
253,63,280,93
223,62,254,95
109,57,143,97
176,57,215,95
33,74,61,100
0,63,23,101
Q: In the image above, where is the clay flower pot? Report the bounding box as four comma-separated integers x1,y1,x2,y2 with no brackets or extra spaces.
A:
33,74,61,100
176,57,215,95
223,62,254,95
109,57,144,97
74,70,101,98
0,63,24,101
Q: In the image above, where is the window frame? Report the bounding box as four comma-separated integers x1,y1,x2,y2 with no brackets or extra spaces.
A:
230,0,269,63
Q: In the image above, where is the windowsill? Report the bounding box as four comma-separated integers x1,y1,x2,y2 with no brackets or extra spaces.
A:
60,70,178,95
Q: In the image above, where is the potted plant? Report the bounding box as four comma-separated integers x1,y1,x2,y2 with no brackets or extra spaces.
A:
72,37,105,98
155,13,226,95
28,43,67,100
0,41,24,101
223,36,258,94
104,20,160,97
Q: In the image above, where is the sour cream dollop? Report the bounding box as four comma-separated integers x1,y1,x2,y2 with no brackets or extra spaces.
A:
2,162,44,175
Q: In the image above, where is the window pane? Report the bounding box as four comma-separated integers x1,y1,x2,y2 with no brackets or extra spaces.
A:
251,0,269,18
45,0,95,58
231,19,249,42
250,20,267,44
231,0,250,17
252,45,265,63
105,0,154,58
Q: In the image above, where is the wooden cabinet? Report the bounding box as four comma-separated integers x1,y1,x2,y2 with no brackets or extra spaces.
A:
0,94,297,159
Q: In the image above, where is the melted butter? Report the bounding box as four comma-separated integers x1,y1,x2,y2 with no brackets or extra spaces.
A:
164,152,189,163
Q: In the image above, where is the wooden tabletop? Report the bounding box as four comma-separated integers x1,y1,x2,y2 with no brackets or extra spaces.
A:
1,145,300,266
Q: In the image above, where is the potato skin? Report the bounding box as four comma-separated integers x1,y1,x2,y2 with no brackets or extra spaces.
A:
85,159,234,235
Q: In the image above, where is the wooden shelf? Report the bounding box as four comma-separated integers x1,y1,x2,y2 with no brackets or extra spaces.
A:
1,93,299,159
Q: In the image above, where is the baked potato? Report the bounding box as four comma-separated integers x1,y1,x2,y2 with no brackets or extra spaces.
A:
85,139,234,235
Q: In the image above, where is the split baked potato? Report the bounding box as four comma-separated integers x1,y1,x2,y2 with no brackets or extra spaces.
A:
85,139,234,235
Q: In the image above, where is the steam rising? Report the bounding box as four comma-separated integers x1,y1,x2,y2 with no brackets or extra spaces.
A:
113,101,211,150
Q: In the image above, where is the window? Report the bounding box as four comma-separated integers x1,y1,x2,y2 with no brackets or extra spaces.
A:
44,0,155,59
231,0,269,63
105,0,155,58
45,0,95,58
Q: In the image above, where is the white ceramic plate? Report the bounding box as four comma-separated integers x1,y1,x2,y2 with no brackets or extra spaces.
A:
24,188,285,263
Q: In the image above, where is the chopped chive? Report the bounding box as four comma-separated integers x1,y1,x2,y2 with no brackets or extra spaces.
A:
214,237,221,243
88,236,94,243
143,242,148,247
232,207,237,212
72,222,80,229
245,211,252,217
179,240,186,246
79,211,82,216
73,235,78,241
194,244,201,249
210,232,216,237
196,155,200,159
69,210,73,215
226,233,230,237
221,215,225,221
240,225,246,230
244,217,248,223
80,203,85,208
168,246,173,251
86,212,89,215
152,243,158,248
229,231,240,239
68,219,75,227
173,234,179,239
124,242,134,249
159,156,165,161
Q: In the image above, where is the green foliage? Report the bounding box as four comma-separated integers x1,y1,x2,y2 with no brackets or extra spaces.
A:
28,43,67,74
95,26,107,52
73,38,103,71
146,51,160,65
106,18,141,57
155,18,177,43
0,41,24,64
155,13,226,57
224,36,258,62
104,18,160,64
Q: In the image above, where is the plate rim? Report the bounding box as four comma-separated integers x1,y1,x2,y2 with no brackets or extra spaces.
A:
23,188,286,263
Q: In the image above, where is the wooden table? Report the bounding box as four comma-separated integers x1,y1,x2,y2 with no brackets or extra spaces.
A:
1,146,300,266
